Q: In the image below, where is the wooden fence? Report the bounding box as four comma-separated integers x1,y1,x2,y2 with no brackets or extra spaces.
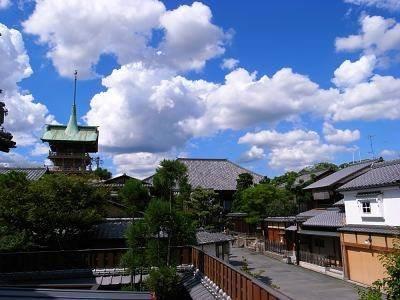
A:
191,247,292,300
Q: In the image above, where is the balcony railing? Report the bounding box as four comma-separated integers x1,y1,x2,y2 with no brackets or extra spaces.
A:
48,151,91,159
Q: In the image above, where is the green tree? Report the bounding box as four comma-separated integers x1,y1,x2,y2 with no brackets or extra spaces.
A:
145,266,183,300
121,219,149,290
0,172,106,250
119,178,150,216
240,183,295,224
93,167,112,180
186,187,222,230
270,171,298,189
232,173,254,212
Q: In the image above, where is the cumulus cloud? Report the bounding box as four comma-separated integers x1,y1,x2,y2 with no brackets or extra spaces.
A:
221,58,239,70
113,152,173,179
239,129,353,170
158,2,228,71
332,55,376,88
323,122,360,144
344,0,400,11
380,149,400,159
239,145,265,163
329,74,400,121
0,23,52,147
0,0,10,9
85,62,215,153
336,15,400,55
23,1,227,78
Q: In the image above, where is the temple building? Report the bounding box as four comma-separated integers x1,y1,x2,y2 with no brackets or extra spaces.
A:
0,90,16,153
41,72,98,173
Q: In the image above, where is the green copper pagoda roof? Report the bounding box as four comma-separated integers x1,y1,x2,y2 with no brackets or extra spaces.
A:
41,103,98,143
41,124,98,142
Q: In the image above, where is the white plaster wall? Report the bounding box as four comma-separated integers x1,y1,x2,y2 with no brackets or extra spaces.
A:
342,186,400,226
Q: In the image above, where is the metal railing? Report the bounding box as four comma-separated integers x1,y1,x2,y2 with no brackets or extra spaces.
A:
265,240,286,255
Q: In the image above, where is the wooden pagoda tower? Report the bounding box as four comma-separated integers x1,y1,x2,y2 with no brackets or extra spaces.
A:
0,90,16,153
41,72,98,172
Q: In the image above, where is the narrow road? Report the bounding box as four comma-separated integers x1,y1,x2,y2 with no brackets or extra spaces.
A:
229,247,359,300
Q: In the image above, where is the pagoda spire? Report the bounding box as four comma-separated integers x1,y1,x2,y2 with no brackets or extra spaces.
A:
65,70,79,136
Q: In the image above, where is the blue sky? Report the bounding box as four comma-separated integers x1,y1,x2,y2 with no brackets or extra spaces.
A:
1,0,400,178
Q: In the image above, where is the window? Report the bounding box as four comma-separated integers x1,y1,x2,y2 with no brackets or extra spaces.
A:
362,201,371,214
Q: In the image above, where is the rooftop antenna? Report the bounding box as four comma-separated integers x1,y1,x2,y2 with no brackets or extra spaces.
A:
368,135,375,159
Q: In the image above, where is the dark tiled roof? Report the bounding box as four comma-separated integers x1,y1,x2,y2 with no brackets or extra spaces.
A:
0,167,47,180
285,225,297,231
0,287,151,299
338,224,400,235
296,209,326,219
196,231,234,245
338,160,400,191
293,169,332,187
304,161,374,190
226,212,248,217
91,219,132,239
302,210,345,228
144,158,264,191
264,216,296,222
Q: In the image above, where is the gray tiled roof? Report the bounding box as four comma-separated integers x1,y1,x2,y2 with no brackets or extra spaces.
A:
296,209,326,219
304,161,374,190
338,159,400,191
264,216,296,222
0,167,47,180
302,210,345,228
338,224,400,235
293,169,331,187
144,158,264,191
196,231,234,245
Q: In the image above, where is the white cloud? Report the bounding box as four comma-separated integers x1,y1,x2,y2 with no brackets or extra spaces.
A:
0,152,40,167
238,129,319,147
113,152,172,179
30,143,49,156
0,0,10,9
336,15,400,55
158,2,228,71
0,23,52,147
323,122,360,144
344,0,400,11
23,1,227,78
85,62,215,154
380,149,400,159
238,129,353,170
329,74,400,121
239,145,265,163
332,55,376,88
221,58,239,70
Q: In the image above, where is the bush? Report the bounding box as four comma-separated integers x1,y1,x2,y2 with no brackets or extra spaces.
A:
145,266,181,300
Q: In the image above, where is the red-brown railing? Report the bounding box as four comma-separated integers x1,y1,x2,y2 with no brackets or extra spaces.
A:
191,247,292,300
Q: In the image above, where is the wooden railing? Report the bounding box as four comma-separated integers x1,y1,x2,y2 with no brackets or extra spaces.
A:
191,247,292,300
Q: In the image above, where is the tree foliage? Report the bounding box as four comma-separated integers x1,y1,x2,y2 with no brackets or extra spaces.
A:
232,173,254,212
145,266,184,300
186,187,223,230
119,178,150,215
93,167,112,180
0,172,106,251
239,183,296,224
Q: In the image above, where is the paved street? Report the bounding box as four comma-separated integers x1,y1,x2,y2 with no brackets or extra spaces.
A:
229,247,359,300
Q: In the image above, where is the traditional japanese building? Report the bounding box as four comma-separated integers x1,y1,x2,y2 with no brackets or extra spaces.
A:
41,73,98,173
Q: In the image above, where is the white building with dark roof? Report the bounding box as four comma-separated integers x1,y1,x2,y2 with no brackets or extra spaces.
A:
337,159,400,286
